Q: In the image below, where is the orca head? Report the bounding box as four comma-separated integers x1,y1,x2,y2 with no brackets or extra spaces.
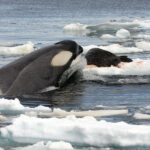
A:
54,40,86,87
39,40,86,93
55,40,83,59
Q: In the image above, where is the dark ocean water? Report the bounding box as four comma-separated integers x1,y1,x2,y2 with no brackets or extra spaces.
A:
1,0,150,149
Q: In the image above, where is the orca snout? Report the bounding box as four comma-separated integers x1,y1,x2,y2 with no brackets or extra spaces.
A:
78,45,83,54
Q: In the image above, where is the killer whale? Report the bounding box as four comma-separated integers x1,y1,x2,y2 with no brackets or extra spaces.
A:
0,40,84,96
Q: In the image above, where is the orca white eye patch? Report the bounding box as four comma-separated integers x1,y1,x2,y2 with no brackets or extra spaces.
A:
51,51,73,66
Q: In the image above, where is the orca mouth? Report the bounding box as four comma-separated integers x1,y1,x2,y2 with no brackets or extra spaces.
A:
75,44,83,58
58,53,87,87
39,54,86,94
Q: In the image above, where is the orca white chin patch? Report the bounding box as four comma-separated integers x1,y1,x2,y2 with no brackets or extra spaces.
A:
39,86,58,93
51,51,73,67
58,54,87,87
71,54,82,66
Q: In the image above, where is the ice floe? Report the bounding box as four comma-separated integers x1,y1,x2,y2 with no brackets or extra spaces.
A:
0,42,34,56
0,98,128,117
0,98,50,115
2,115,150,147
63,19,150,37
0,115,7,121
116,29,130,38
14,141,74,150
82,59,150,84
135,41,150,51
136,34,150,40
63,23,87,31
101,34,116,40
35,108,128,118
83,59,150,76
134,113,150,120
